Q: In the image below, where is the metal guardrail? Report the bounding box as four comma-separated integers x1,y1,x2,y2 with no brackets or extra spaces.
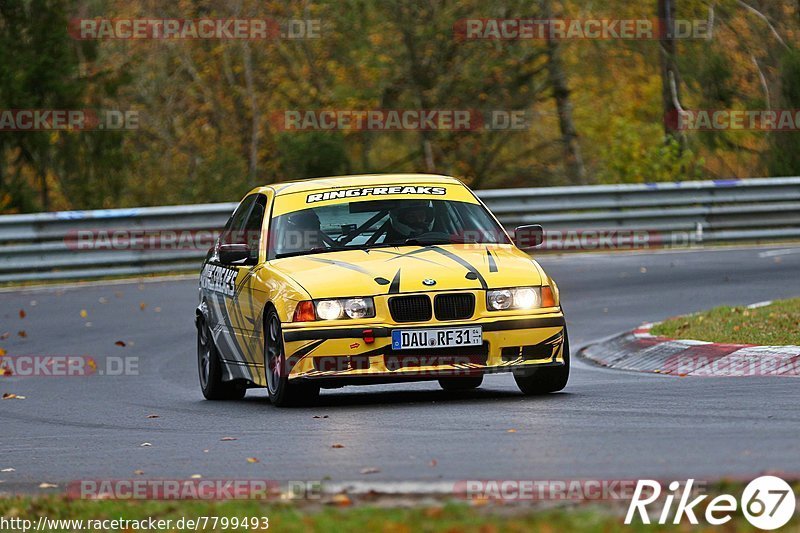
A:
1,177,799,283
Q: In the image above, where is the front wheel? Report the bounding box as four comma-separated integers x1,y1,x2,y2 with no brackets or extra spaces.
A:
197,318,246,400
514,330,570,395
264,308,319,407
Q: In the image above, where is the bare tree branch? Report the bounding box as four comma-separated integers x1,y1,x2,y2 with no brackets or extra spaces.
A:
736,0,790,50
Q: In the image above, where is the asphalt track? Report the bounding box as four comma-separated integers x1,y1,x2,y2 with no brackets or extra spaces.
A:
1,245,799,491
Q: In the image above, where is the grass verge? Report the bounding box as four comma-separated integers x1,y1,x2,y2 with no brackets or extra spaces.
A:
0,495,794,532
651,297,800,345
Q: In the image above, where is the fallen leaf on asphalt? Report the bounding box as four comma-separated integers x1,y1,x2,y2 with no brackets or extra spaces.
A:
80,310,88,318
115,341,126,347
0,332,8,340
140,442,152,447
190,474,202,479
17,331,27,338
19,310,25,319
331,444,345,448
1,468,15,472
133,470,144,475
246,457,259,463
360,467,380,475
506,429,517,433
330,493,352,506
220,437,237,441
38,483,58,489
2,367,12,376
2,393,22,400
146,414,160,419
139,302,146,311
0,348,6,356
429,459,438,467
154,307,162,313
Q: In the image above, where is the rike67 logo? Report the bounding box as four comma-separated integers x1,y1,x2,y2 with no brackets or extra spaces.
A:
625,476,796,530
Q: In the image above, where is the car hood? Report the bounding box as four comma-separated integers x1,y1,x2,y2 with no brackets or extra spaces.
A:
269,244,543,298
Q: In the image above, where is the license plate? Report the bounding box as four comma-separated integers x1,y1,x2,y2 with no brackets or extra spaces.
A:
391,326,482,350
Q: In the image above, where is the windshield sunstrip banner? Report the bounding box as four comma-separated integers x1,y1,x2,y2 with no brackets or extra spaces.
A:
306,186,446,203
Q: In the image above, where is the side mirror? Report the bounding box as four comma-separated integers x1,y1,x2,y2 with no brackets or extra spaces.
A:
513,224,544,249
218,243,253,264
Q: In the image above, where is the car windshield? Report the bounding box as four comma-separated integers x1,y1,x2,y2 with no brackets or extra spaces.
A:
268,198,510,259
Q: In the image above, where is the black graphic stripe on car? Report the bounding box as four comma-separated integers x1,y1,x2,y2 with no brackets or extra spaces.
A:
428,246,488,289
389,269,402,294
486,249,498,272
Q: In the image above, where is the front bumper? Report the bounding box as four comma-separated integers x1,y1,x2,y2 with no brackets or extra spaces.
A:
281,312,566,382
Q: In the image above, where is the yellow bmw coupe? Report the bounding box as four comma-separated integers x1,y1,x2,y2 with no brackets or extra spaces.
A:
196,174,568,406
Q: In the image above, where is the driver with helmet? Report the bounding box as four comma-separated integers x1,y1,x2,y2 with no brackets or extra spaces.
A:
384,200,436,243
280,209,323,254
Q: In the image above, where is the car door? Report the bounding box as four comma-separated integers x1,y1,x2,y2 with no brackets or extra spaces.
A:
226,193,270,373
203,194,257,370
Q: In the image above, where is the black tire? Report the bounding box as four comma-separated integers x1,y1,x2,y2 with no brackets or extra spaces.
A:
197,317,246,400
438,375,483,391
264,307,320,407
513,330,570,395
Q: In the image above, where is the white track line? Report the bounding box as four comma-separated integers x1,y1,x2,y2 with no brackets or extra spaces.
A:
759,248,800,258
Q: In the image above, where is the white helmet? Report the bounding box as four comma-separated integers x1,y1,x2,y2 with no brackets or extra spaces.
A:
389,201,434,238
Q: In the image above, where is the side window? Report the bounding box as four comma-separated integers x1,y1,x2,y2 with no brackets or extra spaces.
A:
221,195,257,245
242,194,268,261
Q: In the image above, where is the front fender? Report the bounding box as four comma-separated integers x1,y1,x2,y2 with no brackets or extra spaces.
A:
195,300,210,329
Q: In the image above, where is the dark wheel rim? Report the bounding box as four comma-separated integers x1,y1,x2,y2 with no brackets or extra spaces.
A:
197,323,211,389
265,314,283,396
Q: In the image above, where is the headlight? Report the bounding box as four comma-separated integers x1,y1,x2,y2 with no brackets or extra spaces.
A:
487,289,513,310
316,299,344,320
315,297,375,320
486,287,543,311
344,298,372,319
